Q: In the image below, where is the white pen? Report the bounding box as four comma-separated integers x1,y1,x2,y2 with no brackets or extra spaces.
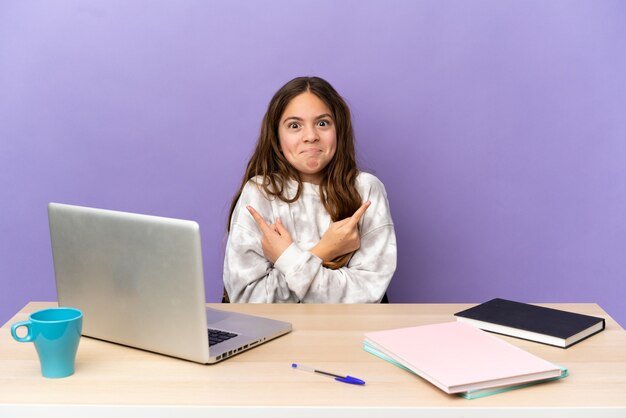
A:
291,363,366,385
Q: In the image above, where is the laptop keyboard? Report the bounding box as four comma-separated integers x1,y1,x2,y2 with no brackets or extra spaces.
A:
208,329,238,346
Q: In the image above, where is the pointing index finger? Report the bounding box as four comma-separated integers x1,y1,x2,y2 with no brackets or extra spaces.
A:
349,201,371,225
247,205,272,234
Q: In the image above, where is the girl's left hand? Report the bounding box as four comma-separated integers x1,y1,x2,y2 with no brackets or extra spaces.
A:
247,205,293,264
310,201,370,262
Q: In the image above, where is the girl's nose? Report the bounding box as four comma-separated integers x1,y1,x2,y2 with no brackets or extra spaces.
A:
303,126,319,142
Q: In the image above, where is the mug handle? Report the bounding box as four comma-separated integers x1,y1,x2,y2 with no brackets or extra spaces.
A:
11,321,34,343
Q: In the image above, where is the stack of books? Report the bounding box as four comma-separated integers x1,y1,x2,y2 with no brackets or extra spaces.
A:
365,299,606,398
364,321,568,399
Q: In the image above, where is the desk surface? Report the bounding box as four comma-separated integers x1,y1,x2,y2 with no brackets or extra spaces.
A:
1,302,626,417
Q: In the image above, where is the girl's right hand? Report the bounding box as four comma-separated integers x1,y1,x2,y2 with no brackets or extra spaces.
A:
247,205,293,264
310,201,371,262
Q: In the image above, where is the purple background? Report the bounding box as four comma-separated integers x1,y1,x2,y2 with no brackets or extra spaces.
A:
1,1,625,327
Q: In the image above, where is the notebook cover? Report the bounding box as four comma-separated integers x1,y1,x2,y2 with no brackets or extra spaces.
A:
363,342,568,399
364,321,562,394
454,298,605,345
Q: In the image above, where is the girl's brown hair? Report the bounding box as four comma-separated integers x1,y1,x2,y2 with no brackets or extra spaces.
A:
228,76,362,269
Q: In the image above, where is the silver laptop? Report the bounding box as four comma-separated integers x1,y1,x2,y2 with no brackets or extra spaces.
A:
48,202,291,364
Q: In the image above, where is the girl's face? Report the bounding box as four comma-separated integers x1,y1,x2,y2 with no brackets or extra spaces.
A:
278,92,337,184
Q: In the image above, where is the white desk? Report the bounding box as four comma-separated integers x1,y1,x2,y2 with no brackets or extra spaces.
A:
1,302,625,417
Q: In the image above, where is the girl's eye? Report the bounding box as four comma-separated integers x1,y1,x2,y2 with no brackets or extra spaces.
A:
318,120,330,127
288,122,300,129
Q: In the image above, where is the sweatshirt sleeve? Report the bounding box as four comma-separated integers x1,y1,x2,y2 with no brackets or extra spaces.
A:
223,175,397,303
223,181,300,303
274,175,396,303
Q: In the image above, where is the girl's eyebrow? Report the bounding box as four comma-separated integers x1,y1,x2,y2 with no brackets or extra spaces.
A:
282,114,334,124
282,116,304,123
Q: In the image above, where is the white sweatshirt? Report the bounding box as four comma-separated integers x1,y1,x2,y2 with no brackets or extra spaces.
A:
223,172,397,303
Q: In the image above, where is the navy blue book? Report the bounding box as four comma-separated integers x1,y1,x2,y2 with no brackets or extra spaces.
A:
454,298,605,348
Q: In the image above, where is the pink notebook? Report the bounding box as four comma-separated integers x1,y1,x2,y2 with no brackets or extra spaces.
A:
364,321,562,394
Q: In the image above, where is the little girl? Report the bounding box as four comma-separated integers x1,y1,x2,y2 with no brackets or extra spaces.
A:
223,76,396,303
